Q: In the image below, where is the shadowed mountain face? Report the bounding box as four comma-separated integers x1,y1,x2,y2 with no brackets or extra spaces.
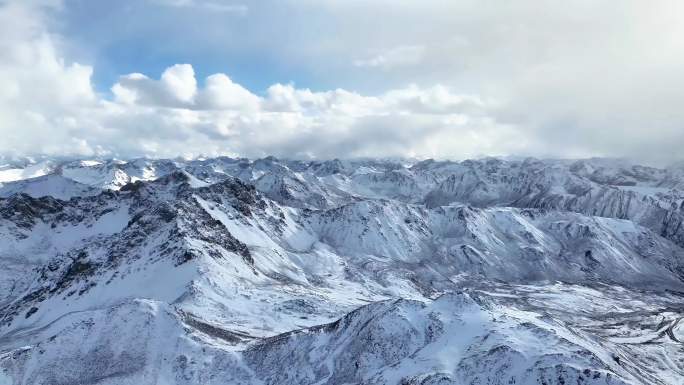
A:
1,156,683,384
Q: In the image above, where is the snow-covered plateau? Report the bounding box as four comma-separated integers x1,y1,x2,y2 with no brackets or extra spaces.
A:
0,156,683,384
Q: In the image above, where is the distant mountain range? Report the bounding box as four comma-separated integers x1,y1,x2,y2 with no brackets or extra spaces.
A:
1,156,683,384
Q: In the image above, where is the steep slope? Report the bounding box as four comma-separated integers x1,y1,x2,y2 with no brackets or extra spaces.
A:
0,158,60,184
422,158,684,248
60,159,180,190
303,200,684,289
0,174,99,200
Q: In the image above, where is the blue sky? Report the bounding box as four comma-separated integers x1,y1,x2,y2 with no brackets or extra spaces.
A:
57,0,435,96
59,0,316,94
1,0,684,163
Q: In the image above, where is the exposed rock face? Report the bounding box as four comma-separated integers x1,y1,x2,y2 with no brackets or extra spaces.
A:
1,156,683,384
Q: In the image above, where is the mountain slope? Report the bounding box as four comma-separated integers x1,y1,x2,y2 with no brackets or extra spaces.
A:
0,174,99,200
1,156,684,384
2,287,682,385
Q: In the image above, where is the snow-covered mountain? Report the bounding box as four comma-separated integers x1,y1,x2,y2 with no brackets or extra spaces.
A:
1,156,683,384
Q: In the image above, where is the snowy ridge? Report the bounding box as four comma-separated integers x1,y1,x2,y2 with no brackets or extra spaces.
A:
0,174,98,200
1,156,683,384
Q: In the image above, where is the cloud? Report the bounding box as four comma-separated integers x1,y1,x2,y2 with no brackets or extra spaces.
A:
151,0,247,15
1,0,684,165
0,26,513,160
354,45,425,69
112,64,197,106
0,0,100,157
382,85,487,115
161,64,197,103
263,84,383,116
104,65,512,160
198,74,260,111
112,66,259,111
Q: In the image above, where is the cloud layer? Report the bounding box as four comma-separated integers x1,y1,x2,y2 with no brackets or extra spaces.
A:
1,0,684,164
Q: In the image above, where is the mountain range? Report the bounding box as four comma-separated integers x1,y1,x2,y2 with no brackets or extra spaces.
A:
1,156,683,385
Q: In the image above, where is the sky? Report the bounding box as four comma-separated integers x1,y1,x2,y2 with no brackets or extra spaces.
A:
1,0,683,164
